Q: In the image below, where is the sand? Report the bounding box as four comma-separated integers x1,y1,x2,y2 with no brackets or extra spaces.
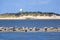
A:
0,16,60,20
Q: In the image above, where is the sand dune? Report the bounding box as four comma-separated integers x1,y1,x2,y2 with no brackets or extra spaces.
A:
0,16,60,20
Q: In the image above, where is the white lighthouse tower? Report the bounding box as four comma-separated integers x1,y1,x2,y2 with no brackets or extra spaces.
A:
19,8,23,12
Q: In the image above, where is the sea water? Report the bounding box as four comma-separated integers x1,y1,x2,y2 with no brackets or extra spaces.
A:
0,19,60,27
0,19,60,40
0,32,60,40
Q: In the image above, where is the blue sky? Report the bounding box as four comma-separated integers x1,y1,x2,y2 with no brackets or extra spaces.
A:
0,0,60,14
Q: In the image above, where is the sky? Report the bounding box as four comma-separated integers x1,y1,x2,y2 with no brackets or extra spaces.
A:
0,0,60,14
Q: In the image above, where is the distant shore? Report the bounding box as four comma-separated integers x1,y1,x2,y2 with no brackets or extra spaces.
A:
0,12,60,20
0,16,60,20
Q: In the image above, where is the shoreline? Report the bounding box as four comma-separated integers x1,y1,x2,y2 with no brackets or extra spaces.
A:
0,18,60,20
0,16,60,20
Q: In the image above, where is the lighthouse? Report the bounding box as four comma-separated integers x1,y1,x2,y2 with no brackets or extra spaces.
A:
19,8,23,12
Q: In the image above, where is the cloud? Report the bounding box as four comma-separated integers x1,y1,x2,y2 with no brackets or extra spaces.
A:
39,0,50,4
27,0,51,5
